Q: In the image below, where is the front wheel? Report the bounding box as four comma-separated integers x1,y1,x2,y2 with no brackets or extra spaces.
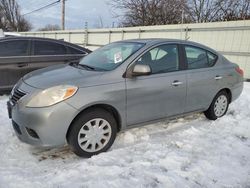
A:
67,108,117,157
204,91,229,120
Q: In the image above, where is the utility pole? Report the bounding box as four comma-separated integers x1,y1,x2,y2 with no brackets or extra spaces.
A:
84,22,88,47
180,9,184,40
61,0,65,30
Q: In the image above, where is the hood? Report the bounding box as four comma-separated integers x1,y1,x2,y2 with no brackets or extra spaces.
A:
23,64,104,89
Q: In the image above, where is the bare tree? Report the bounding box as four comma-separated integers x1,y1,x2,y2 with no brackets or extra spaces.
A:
216,0,250,21
184,0,222,23
0,2,7,29
184,0,250,23
109,0,186,27
38,24,61,31
109,0,250,26
98,15,104,28
240,0,250,19
0,0,31,31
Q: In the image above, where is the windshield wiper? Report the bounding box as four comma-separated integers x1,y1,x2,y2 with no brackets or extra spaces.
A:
78,64,96,70
69,62,95,70
78,64,108,71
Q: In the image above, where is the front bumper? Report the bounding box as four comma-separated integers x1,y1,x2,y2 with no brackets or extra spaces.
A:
9,81,79,147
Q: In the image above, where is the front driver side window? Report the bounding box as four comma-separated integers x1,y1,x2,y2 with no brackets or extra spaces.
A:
136,44,179,74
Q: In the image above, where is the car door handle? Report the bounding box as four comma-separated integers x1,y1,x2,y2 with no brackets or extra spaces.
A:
172,81,183,86
17,63,28,68
214,75,222,80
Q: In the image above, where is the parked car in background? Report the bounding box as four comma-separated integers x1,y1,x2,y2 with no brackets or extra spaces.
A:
0,37,91,92
3,32,21,37
0,29,21,38
7,39,243,157
0,29,4,38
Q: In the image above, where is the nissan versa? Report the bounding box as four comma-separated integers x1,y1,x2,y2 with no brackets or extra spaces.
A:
7,39,244,157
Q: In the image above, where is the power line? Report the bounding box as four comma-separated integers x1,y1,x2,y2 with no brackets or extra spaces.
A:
24,0,52,9
22,0,61,16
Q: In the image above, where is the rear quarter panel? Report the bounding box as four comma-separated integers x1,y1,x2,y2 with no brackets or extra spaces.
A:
220,59,244,102
186,54,243,112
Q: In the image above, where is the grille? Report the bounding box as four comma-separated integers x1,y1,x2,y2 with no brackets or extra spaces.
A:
10,89,26,105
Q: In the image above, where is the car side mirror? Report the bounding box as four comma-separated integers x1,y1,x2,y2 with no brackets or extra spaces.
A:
131,64,152,77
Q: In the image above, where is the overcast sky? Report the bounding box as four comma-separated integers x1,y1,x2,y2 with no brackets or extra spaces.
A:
17,0,118,30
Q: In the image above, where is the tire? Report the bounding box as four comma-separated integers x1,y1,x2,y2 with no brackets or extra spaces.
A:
204,90,229,120
67,108,117,157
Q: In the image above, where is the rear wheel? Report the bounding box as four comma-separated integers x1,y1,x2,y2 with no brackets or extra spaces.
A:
67,108,117,157
204,91,229,120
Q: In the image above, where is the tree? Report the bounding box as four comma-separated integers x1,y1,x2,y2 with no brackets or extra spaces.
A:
185,0,250,23
38,24,61,31
184,0,221,23
109,0,250,26
0,0,31,31
0,5,4,28
215,0,250,21
110,0,186,27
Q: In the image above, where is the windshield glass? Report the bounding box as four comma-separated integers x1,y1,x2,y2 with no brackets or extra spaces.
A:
79,42,145,71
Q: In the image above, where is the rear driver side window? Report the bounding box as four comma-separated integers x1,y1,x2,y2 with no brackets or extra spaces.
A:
34,41,67,55
185,46,217,69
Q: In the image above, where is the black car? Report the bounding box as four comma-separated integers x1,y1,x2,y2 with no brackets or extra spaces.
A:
0,37,91,92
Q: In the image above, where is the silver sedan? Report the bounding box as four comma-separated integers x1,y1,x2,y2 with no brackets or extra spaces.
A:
7,39,244,157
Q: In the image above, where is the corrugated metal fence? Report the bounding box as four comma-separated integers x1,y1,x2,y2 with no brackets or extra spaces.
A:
21,20,250,79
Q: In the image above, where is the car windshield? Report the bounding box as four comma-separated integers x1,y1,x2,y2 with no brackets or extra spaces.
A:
79,42,145,71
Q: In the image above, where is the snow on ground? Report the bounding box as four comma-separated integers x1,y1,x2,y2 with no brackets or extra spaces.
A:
0,84,250,188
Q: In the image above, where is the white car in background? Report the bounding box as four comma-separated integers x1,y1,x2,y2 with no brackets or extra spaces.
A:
0,29,3,37
0,29,21,38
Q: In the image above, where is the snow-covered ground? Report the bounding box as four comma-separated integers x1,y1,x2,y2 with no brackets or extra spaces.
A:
0,83,250,188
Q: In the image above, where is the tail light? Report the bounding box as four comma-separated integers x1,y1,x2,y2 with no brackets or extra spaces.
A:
235,67,244,77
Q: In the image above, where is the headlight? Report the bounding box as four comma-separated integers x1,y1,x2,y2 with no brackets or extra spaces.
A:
26,85,78,107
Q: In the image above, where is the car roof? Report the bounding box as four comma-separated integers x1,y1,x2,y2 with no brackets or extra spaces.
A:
116,38,218,54
118,38,202,45
119,38,183,43
0,36,92,53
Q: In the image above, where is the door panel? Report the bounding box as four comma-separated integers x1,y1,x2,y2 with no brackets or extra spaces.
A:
27,40,84,74
0,39,30,89
125,43,186,126
185,68,223,112
183,45,222,112
0,57,30,89
28,55,70,72
126,72,186,125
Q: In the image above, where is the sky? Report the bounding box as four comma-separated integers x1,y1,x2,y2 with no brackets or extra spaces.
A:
17,0,118,30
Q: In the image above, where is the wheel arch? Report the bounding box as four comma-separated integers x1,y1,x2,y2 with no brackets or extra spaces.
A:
205,88,232,111
219,88,232,103
66,103,122,140
204,87,232,120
